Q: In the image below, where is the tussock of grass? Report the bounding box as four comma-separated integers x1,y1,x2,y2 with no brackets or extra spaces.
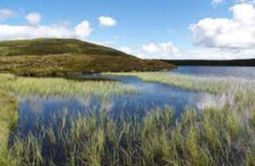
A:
0,90,18,166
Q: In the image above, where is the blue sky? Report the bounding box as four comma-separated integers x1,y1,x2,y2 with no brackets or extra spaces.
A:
0,0,255,59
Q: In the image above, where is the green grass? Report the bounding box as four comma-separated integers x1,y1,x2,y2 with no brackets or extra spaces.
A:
0,39,174,76
0,74,138,97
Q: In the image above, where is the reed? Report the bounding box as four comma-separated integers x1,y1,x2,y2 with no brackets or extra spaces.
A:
1,72,255,165
108,72,254,94
7,85,255,165
0,90,18,166
0,74,138,97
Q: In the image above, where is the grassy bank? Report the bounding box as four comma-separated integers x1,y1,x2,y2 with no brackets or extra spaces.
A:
0,90,18,166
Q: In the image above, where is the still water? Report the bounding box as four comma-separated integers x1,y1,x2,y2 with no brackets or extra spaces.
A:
172,66,255,79
16,75,218,137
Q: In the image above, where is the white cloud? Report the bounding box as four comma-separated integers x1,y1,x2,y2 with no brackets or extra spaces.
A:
139,42,178,59
127,40,255,60
98,16,117,27
0,9,16,20
177,48,255,60
25,12,41,26
142,43,160,53
191,3,255,49
138,46,255,60
142,42,178,54
0,10,94,41
75,21,93,39
239,0,255,3
0,20,93,41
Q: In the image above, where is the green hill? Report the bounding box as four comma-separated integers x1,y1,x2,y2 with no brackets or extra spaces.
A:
0,38,174,76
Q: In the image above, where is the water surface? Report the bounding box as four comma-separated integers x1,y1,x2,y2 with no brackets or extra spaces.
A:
172,66,255,79
13,74,221,137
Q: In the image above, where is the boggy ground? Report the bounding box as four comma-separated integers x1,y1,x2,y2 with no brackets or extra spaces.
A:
0,73,255,165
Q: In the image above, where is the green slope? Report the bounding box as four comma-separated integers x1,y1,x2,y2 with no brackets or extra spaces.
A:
0,38,174,76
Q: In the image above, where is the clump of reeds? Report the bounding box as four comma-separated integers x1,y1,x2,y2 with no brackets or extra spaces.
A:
0,74,138,97
0,90,18,166
109,72,254,94
1,72,255,165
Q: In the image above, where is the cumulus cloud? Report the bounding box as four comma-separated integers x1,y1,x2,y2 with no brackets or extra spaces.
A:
191,3,255,49
239,0,255,3
0,20,93,41
98,16,117,27
25,12,41,26
0,10,94,41
142,43,160,53
133,40,255,60
0,9,16,20
177,48,255,60
138,42,179,59
138,46,255,60
142,42,178,54
75,21,93,39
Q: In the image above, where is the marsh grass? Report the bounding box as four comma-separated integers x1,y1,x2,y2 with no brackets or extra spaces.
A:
7,92,255,165
0,90,18,166
108,72,254,94
1,72,255,165
0,74,138,97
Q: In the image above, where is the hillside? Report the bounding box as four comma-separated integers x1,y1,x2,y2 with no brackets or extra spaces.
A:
0,38,134,57
0,38,174,76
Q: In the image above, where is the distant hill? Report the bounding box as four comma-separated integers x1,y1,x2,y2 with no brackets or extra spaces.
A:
163,59,255,66
0,38,174,76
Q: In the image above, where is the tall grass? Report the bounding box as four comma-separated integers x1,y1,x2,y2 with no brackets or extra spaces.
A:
1,72,255,165
7,90,255,165
0,90,18,166
0,74,138,97
6,83,255,165
108,72,254,94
